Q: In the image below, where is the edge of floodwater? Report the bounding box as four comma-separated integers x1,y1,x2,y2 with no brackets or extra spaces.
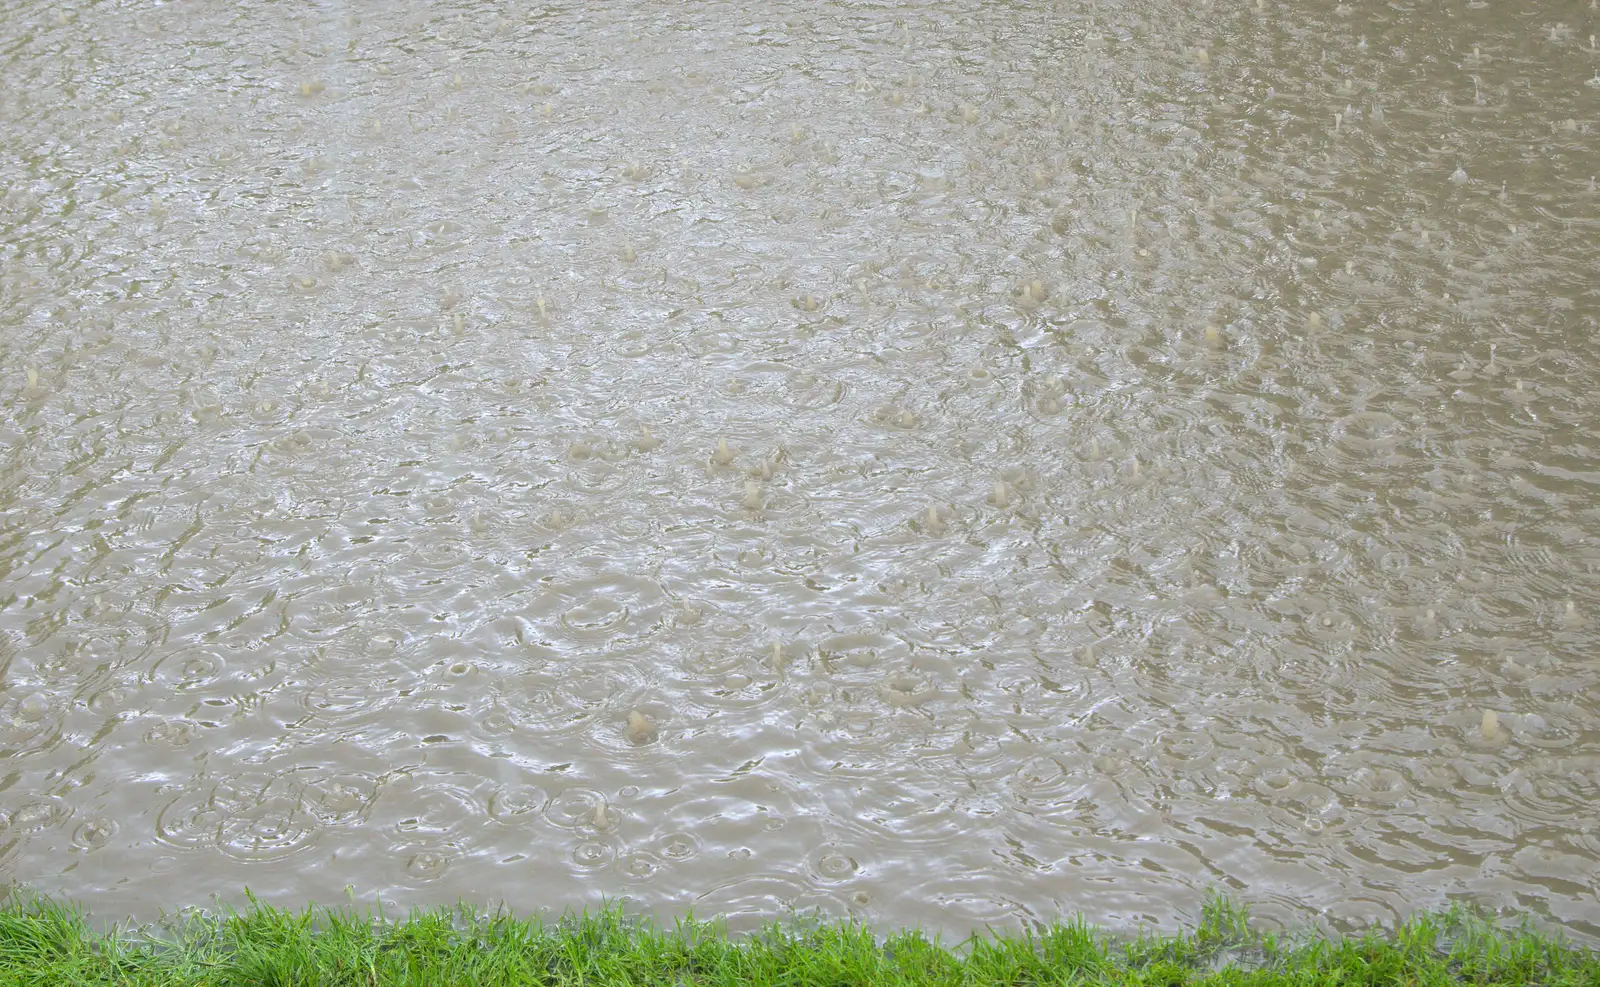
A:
2,887,1597,986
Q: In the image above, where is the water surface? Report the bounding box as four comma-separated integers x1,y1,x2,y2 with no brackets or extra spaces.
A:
2,0,1598,942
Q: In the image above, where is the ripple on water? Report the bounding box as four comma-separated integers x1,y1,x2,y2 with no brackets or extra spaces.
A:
691,872,814,931
407,534,474,573
781,372,848,410
545,787,610,832
0,692,64,756
362,628,410,659
487,784,548,825
680,653,788,716
546,574,663,645
1298,790,1361,837
894,872,1040,931
70,815,118,851
1007,753,1088,813
1502,529,1570,601
875,667,943,709
558,597,634,640
2,796,72,836
474,702,520,738
143,647,226,692
654,830,702,863
619,849,663,881
504,656,650,736
562,458,636,497
1325,756,1412,807
155,789,230,851
399,846,454,882
306,772,382,823
1245,754,1313,805
809,844,865,883
1331,410,1405,460
867,403,924,432
217,794,320,862
570,839,616,872
247,394,295,425
1301,606,1359,648
297,663,417,720
143,717,200,748
374,779,485,846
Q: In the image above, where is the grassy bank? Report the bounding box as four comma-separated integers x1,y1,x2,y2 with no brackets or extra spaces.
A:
1,890,1595,986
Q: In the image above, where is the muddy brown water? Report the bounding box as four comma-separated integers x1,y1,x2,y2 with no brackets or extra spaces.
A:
2,0,1598,943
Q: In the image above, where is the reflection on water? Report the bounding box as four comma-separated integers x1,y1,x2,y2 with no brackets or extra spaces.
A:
2,0,1598,943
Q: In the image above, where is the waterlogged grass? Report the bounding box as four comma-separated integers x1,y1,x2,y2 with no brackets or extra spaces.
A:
1,890,1596,986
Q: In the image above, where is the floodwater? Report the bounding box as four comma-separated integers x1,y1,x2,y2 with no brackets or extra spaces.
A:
3,0,1599,944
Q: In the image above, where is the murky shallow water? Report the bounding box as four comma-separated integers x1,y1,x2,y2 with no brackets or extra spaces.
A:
3,0,1599,942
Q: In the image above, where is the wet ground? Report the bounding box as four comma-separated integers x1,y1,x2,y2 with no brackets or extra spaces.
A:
1,0,1598,942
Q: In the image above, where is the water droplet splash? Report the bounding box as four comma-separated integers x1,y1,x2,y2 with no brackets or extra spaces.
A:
624,710,657,746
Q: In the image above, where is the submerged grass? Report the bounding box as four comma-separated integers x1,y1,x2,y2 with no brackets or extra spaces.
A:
1,889,1595,986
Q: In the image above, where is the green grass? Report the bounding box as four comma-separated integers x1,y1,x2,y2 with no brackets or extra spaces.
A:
1,889,1595,986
